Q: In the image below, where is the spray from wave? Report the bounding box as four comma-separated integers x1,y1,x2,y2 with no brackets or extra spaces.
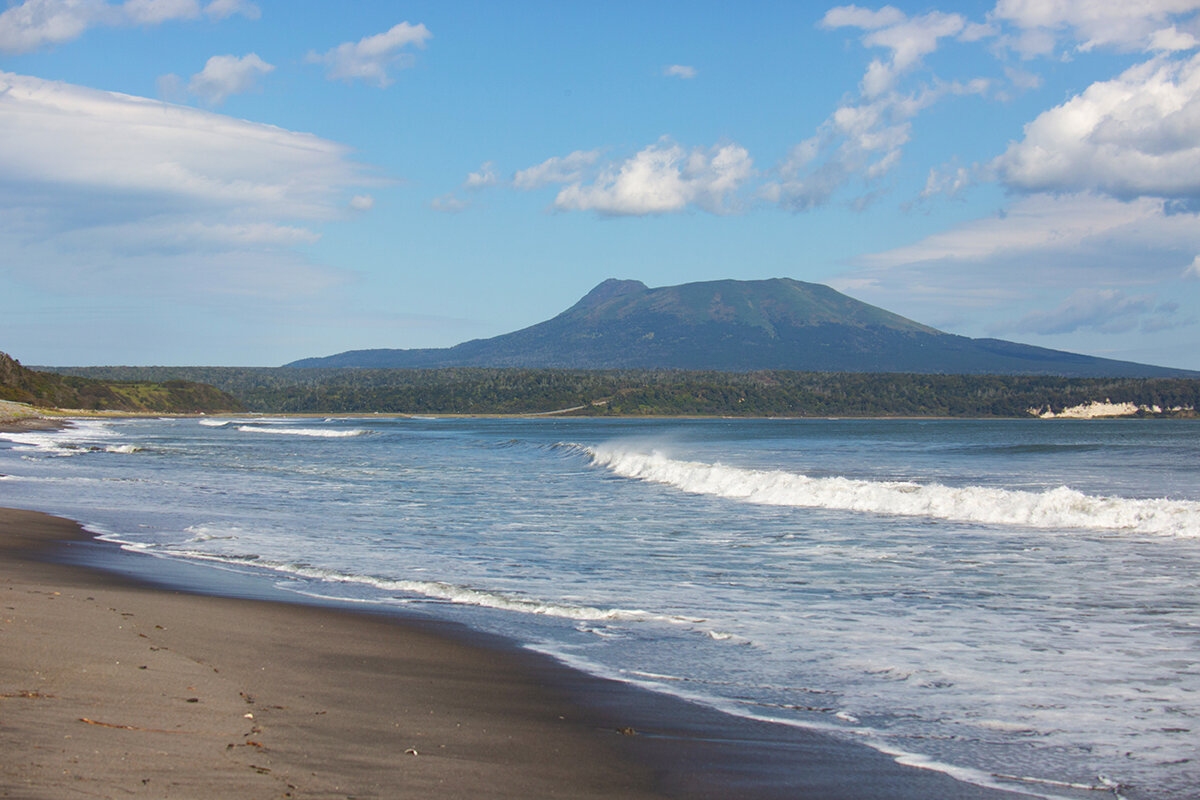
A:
586,445,1200,537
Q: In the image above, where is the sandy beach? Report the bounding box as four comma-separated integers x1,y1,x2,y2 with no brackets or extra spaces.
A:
0,506,1026,799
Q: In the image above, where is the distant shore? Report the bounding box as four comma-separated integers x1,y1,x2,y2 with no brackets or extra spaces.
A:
0,507,1028,799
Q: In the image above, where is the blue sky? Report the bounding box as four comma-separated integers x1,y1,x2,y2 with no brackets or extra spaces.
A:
2,0,1200,369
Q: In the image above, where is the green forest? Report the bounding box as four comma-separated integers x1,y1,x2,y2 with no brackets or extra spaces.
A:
42,365,1200,418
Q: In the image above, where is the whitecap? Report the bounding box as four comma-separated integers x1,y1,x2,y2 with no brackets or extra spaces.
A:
587,445,1200,537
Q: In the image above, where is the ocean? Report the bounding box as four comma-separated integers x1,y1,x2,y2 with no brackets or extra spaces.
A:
2,416,1198,798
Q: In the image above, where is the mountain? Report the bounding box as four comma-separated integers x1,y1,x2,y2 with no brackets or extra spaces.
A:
287,278,1196,377
0,351,241,413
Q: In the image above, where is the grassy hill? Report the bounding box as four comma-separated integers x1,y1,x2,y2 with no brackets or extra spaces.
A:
1,352,240,414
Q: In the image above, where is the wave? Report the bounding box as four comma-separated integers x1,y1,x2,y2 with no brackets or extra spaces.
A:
139,542,702,626
587,445,1200,537
234,425,370,438
0,420,125,457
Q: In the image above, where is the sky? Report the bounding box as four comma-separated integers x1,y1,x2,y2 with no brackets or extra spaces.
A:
2,1,1200,369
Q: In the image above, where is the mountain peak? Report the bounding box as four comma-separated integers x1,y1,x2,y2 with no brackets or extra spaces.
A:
572,278,648,309
284,277,1196,377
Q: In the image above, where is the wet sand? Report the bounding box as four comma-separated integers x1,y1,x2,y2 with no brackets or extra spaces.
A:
0,507,1023,799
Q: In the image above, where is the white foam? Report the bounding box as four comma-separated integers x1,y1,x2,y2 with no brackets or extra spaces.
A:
234,425,369,438
0,420,120,457
149,550,702,626
588,445,1200,537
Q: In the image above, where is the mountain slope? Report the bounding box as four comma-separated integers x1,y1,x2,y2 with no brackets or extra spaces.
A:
0,351,241,412
288,278,1195,378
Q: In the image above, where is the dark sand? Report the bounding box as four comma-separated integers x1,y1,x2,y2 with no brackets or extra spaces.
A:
0,508,1025,799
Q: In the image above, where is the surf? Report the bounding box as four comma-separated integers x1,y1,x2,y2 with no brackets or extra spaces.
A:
588,444,1200,537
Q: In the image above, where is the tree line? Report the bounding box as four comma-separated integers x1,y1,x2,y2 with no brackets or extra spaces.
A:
40,365,1200,417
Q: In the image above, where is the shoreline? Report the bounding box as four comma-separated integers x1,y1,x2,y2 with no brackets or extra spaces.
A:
0,507,1028,799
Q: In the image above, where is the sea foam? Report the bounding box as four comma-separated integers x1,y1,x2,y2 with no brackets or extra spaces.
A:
234,425,369,438
588,445,1200,537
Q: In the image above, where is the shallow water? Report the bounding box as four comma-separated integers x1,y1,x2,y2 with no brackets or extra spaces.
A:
2,416,1198,798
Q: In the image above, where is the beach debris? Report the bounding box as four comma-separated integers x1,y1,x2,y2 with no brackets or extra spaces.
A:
78,717,190,734
1,690,57,699
186,697,200,703
992,772,1128,797
240,691,256,704
405,748,419,756
616,726,637,736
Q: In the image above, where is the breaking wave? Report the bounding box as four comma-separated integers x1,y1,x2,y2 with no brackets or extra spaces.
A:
234,425,369,438
587,445,1200,537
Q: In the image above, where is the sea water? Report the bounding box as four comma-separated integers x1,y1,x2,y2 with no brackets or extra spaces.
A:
2,416,1198,798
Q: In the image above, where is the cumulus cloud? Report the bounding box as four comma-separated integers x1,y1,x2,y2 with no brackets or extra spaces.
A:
349,194,374,211
463,161,497,189
990,0,1200,55
513,149,602,190
994,52,1200,201
0,71,375,297
663,64,697,79
307,21,431,87
552,139,753,216
1005,288,1179,335
429,193,468,213
187,53,273,105
0,0,256,54
820,5,906,31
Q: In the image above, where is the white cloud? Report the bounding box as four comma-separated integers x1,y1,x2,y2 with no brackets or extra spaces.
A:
826,192,1200,348
663,64,697,79
994,52,1200,200
765,7,987,212
835,193,1200,313
430,193,468,213
858,193,1172,268
513,149,602,190
920,164,972,199
990,0,1200,54
767,78,985,212
1005,288,1176,335
823,6,965,96
187,52,273,105
821,5,906,31
349,194,374,211
307,22,432,87
0,0,257,54
0,0,109,53
1149,24,1200,51
463,161,497,189
552,139,753,216
0,71,375,298
202,0,257,20
121,0,198,25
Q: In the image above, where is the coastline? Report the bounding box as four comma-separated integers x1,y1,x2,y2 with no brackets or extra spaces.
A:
0,507,1030,799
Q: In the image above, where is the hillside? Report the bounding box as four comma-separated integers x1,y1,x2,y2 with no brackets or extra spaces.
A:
286,278,1196,378
0,352,240,414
